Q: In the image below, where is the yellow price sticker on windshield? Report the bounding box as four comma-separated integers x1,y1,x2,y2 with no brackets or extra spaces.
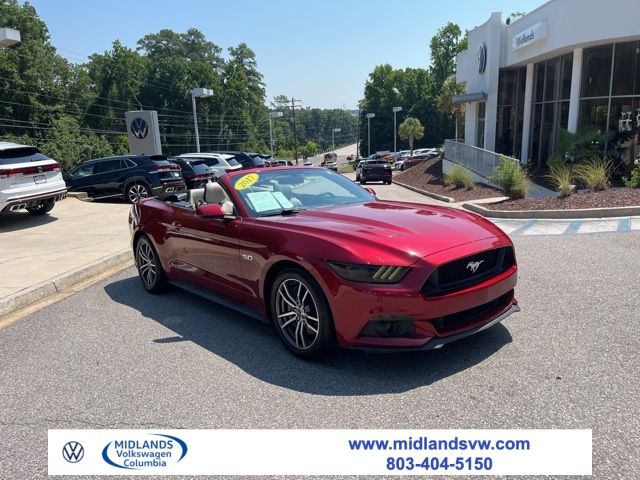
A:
235,173,259,190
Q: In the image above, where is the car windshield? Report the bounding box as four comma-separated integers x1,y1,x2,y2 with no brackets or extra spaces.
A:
226,158,240,167
230,168,374,217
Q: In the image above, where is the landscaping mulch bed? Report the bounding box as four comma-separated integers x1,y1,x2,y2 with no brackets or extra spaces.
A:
484,188,640,211
394,157,504,202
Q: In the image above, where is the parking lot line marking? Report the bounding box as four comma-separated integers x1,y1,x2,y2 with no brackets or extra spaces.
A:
630,218,640,231
564,220,582,235
578,220,620,234
510,219,537,235
618,218,631,232
521,221,571,236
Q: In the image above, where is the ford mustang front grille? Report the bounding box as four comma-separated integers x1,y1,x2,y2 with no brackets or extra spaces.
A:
422,247,515,297
431,290,514,334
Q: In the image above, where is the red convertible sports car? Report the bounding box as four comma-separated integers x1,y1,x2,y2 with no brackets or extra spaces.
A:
129,167,519,359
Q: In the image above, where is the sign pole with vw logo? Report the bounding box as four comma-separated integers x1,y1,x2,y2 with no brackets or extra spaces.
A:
125,110,162,156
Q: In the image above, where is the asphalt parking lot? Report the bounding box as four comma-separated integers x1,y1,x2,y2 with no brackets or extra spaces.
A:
1,228,639,479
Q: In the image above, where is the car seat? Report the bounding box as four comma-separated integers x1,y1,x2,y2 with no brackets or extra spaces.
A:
187,188,205,207
204,182,235,215
274,184,302,208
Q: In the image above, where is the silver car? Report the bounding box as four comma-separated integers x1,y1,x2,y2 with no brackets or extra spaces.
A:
177,153,242,177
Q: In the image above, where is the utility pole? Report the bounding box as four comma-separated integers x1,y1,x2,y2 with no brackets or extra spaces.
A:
392,106,402,159
291,97,302,165
366,113,375,157
355,107,360,159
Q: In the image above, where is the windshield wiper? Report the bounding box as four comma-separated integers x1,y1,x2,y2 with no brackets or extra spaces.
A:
259,209,299,217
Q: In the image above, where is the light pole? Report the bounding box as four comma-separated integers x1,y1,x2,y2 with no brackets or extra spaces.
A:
268,111,283,156
190,87,213,152
331,128,341,153
366,113,375,157
0,28,21,48
392,106,402,159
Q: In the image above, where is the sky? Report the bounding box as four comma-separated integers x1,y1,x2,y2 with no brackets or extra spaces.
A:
27,0,544,109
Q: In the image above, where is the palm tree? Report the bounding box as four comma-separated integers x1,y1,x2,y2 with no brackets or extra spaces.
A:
398,117,425,156
437,74,466,142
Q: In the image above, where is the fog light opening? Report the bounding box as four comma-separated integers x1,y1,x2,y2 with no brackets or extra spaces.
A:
359,316,415,338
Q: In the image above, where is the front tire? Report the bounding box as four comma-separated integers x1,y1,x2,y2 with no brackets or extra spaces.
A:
135,235,167,293
270,269,335,359
26,202,55,215
126,183,151,203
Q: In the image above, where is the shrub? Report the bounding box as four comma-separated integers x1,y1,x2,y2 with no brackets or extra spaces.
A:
623,162,640,188
443,164,474,189
573,156,612,191
491,156,529,199
547,164,574,198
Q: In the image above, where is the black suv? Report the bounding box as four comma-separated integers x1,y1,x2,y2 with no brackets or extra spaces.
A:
66,155,186,203
211,151,265,169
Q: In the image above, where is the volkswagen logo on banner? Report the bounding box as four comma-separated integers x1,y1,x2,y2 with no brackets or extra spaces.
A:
62,441,85,463
130,117,149,140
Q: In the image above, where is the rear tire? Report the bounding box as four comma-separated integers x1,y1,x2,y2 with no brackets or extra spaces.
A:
360,177,366,184
26,202,55,215
135,235,167,293
270,268,335,359
355,174,360,182
126,182,151,203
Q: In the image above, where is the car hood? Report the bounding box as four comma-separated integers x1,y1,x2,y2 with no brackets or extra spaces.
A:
262,200,507,265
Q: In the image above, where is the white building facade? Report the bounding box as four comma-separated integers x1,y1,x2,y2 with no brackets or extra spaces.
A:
455,0,640,168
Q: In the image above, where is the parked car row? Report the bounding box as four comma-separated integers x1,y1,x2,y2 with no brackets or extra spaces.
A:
395,148,440,171
0,142,303,215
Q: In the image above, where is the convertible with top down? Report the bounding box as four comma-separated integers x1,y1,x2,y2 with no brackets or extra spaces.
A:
129,166,519,358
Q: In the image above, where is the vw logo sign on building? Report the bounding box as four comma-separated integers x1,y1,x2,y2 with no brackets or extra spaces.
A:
125,110,162,156
130,117,149,140
62,441,85,463
477,43,487,74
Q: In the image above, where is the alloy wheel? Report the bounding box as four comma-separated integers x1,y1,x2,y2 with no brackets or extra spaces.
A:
128,184,149,203
275,278,320,350
136,240,157,288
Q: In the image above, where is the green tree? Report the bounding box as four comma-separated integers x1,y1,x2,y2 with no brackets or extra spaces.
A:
437,74,466,141
299,140,318,159
428,22,467,96
398,117,425,156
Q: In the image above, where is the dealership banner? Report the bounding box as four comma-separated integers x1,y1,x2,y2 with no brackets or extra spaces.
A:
49,429,591,476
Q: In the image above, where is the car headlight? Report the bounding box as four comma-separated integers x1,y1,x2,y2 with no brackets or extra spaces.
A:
326,261,409,284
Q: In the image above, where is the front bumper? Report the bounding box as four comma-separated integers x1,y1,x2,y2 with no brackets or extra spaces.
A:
316,237,519,350
344,304,520,352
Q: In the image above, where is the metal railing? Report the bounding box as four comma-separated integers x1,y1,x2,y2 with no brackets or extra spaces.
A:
444,139,514,179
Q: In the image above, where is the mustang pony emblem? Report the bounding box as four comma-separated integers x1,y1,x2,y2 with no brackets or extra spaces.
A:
466,260,484,273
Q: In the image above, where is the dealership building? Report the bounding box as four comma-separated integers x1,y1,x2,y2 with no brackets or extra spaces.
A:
454,0,640,168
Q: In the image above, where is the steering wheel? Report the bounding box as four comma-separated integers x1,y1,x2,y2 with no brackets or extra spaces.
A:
319,191,336,199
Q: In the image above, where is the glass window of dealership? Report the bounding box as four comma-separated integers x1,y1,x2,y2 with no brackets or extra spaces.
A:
495,41,640,167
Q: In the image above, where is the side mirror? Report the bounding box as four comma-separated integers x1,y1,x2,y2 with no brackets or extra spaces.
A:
364,187,377,196
196,203,225,218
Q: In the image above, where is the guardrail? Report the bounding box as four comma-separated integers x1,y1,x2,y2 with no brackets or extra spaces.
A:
444,139,513,179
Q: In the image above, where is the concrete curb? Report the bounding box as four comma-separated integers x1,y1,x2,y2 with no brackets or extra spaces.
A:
462,202,640,219
392,180,455,203
65,192,92,201
0,249,132,318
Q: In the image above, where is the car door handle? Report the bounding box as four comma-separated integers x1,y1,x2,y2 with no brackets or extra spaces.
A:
167,221,182,231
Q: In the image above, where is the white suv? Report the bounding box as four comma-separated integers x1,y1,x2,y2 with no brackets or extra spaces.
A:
176,153,243,177
0,142,67,215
